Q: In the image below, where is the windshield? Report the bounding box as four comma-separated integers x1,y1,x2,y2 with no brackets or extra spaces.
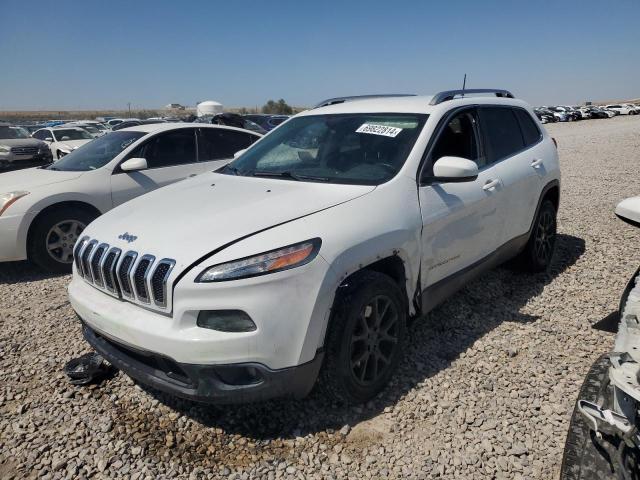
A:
47,131,145,171
0,126,30,139
52,128,93,141
79,125,99,134
224,113,428,185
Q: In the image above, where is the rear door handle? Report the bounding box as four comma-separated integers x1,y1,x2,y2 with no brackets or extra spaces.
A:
530,158,543,168
483,179,500,191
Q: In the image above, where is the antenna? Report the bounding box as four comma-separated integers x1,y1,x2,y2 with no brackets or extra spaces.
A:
461,74,467,98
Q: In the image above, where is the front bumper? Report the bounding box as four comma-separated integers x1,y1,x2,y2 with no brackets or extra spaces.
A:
0,152,53,172
82,321,324,403
0,212,31,262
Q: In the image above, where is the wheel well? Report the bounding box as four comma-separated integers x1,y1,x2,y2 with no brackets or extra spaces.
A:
27,201,101,250
543,185,560,211
340,255,408,299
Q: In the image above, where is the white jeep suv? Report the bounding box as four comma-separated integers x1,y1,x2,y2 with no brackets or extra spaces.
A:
69,89,561,404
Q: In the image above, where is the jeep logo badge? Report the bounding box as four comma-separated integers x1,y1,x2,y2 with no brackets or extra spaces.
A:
118,232,138,243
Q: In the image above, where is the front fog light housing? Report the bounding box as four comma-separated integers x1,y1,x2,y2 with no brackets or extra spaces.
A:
197,310,257,332
196,238,321,282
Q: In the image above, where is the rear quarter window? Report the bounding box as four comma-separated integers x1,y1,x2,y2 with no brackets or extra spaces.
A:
514,109,542,147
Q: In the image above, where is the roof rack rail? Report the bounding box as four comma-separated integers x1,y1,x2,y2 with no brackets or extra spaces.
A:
429,89,514,105
314,94,416,109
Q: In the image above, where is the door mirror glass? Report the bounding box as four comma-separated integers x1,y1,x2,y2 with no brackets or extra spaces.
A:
120,157,148,172
44,137,53,142
233,148,247,159
430,156,478,183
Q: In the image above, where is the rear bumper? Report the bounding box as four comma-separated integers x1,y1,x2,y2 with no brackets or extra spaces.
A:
82,321,324,404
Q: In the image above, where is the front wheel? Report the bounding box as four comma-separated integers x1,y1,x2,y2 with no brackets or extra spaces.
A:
320,271,407,404
28,207,97,273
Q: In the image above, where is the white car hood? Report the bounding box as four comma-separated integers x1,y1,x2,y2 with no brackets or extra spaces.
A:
616,196,640,225
0,167,84,192
84,172,375,267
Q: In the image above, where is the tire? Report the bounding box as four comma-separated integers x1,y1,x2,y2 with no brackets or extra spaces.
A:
517,199,557,272
28,206,97,273
320,271,407,404
560,355,618,480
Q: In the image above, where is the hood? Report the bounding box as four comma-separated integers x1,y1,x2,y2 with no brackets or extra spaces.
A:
56,139,91,151
84,172,375,267
0,138,46,148
616,196,640,226
0,167,84,192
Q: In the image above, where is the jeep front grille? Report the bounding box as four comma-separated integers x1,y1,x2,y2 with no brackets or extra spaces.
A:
73,237,176,311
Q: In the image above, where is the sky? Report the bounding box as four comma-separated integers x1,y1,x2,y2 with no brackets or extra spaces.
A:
1,0,638,110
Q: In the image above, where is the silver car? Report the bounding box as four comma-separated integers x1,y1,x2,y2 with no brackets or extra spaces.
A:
0,124,53,172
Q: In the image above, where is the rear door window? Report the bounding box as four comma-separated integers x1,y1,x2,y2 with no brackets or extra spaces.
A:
513,109,542,147
478,107,525,163
197,128,258,161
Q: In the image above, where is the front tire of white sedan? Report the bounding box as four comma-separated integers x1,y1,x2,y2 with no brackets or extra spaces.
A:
28,206,97,273
320,271,407,404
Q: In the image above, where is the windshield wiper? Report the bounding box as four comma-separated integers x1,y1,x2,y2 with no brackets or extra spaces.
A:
251,170,330,182
220,164,240,175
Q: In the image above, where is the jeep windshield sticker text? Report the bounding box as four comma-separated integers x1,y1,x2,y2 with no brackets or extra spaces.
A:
356,123,403,138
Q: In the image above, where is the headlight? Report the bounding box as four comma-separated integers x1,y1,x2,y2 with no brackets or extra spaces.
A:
0,144,10,155
0,191,30,216
196,238,321,282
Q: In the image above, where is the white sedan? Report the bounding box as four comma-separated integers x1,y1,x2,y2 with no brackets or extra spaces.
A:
0,123,261,272
32,126,95,159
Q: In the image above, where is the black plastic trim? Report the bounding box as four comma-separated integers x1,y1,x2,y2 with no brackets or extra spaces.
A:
81,321,324,404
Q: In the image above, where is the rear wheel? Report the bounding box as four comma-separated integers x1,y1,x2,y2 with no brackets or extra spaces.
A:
28,207,97,273
320,271,407,404
518,199,557,272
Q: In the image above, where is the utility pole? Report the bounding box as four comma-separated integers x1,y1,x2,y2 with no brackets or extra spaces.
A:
127,102,131,117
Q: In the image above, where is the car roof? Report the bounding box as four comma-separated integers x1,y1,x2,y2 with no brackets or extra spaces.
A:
299,94,530,116
118,122,263,135
47,126,87,131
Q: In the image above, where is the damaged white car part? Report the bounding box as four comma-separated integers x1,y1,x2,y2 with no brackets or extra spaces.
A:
69,89,561,404
572,197,640,474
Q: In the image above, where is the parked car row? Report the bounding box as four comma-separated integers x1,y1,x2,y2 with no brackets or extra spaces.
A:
0,113,291,174
534,103,640,123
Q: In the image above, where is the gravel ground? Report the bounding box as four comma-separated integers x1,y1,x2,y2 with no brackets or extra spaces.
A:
2,115,640,480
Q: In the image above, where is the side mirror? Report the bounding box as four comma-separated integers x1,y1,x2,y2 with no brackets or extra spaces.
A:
615,196,640,228
427,156,479,183
120,157,148,172
44,137,53,142
233,149,247,159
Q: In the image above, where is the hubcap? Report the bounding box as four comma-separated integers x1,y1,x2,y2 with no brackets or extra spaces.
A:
46,220,86,263
534,210,555,264
349,295,399,386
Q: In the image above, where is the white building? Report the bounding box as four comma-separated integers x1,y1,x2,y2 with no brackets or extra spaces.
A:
196,100,224,117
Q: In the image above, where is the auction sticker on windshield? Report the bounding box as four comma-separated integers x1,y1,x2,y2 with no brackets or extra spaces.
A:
356,123,403,138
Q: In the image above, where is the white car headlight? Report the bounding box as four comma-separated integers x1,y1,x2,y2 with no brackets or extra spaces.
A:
0,144,11,155
0,191,30,216
196,238,321,282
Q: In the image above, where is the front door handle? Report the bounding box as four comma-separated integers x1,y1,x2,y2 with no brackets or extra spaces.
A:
483,179,500,191
530,158,543,168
